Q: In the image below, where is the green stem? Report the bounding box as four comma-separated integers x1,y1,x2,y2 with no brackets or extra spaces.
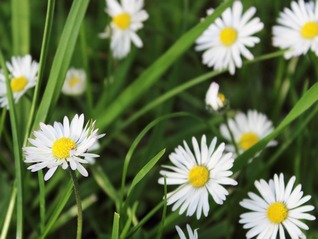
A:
68,169,83,239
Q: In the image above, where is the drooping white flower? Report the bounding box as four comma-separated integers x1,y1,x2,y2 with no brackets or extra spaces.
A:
195,1,264,75
100,0,149,59
62,68,86,96
158,135,237,219
24,114,105,181
205,82,227,112
0,55,38,108
240,173,316,239
272,0,318,59
176,224,199,239
219,110,277,156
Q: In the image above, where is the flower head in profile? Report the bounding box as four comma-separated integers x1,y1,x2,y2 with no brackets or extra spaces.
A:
176,224,199,239
273,0,318,59
158,135,237,219
24,114,105,181
205,82,227,112
195,1,264,75
62,68,86,96
0,55,38,108
240,173,316,239
220,110,277,156
100,0,149,59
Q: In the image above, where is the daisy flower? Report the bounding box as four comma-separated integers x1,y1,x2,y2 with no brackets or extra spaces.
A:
205,82,227,112
219,110,277,156
0,55,38,108
100,0,149,59
273,0,318,59
240,173,316,239
62,68,86,96
24,114,105,181
158,135,237,219
176,224,199,239
195,1,264,75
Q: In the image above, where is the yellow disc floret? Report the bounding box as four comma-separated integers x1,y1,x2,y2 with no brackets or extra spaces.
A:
267,202,288,224
220,27,238,46
68,77,81,88
239,132,259,150
301,21,318,39
217,93,225,103
52,137,76,159
11,76,28,93
188,165,209,188
113,13,131,30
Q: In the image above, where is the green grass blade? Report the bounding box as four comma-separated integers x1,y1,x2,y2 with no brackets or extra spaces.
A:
0,49,24,239
32,0,89,128
111,213,120,239
127,149,166,197
11,0,29,55
233,81,318,171
96,0,234,130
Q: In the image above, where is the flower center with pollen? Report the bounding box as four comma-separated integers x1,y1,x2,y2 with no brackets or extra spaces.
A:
267,202,288,224
239,132,259,150
301,21,318,39
68,77,81,88
11,76,28,92
188,165,209,188
52,137,76,159
220,27,238,46
113,13,131,30
218,93,225,103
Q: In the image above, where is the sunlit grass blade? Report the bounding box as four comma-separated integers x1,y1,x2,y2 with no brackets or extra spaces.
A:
11,0,29,55
111,213,120,239
32,0,89,128
0,182,16,239
96,0,234,130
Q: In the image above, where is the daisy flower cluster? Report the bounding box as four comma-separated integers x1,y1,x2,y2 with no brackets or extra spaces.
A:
0,54,38,108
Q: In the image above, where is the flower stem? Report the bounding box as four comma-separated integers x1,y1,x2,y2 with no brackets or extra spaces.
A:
68,168,83,239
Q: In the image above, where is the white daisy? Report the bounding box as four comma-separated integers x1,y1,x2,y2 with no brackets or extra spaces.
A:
272,0,318,59
100,0,149,59
176,224,199,239
240,173,316,239
219,110,277,156
24,114,105,181
158,135,237,219
195,1,264,75
62,68,86,96
0,55,38,108
205,82,227,112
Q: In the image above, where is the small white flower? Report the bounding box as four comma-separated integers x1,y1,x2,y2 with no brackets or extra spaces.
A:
0,55,38,108
273,0,318,59
100,0,149,59
219,110,277,156
176,224,199,239
195,1,264,75
158,135,237,219
205,82,226,112
24,114,105,181
62,68,86,96
240,173,316,239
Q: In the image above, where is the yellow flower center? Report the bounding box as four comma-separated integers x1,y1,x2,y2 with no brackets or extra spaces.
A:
10,76,28,93
68,77,81,88
267,202,288,224
52,137,76,159
239,132,259,150
113,13,131,30
220,27,238,46
218,93,225,103
188,165,209,188
301,21,318,39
